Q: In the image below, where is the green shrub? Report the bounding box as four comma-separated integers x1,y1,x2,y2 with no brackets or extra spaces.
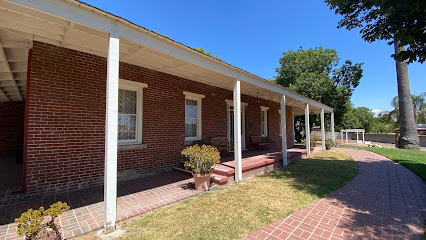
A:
15,201,70,240
182,144,221,175
325,139,338,148
302,134,320,147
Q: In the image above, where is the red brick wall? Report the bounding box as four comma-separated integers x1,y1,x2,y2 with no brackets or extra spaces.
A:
0,101,25,154
27,42,294,193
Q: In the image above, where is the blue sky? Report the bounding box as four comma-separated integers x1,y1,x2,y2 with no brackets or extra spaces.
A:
84,0,425,112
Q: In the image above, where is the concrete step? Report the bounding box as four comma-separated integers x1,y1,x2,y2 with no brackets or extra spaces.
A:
172,166,228,185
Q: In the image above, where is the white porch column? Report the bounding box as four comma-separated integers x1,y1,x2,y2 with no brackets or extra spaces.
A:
362,131,365,143
321,109,325,151
305,104,311,156
281,95,287,166
233,78,242,182
104,28,119,232
331,112,335,144
341,130,343,143
346,130,348,144
356,130,359,142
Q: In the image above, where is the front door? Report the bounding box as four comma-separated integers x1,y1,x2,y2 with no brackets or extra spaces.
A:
227,104,246,149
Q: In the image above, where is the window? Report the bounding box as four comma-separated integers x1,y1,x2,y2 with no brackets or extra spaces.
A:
260,106,269,137
184,91,205,141
118,79,147,145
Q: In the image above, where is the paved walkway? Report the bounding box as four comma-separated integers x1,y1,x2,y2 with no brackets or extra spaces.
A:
0,171,198,239
244,148,426,240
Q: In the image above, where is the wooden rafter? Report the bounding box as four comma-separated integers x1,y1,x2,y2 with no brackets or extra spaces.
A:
0,40,22,100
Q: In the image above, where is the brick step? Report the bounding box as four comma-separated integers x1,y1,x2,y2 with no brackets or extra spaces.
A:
213,164,235,176
178,160,234,177
172,166,228,185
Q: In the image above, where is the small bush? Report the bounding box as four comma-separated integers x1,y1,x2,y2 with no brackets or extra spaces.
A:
182,144,221,175
15,201,70,240
302,134,320,147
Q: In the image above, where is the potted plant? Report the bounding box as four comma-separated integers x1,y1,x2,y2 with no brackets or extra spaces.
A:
325,139,334,150
181,144,221,191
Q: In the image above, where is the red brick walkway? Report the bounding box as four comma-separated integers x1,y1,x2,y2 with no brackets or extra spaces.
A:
244,148,426,240
0,171,198,239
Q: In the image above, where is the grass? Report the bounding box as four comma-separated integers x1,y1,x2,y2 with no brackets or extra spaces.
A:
115,150,358,240
342,145,426,182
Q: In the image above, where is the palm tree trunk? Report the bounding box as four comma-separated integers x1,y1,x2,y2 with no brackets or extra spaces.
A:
394,41,419,149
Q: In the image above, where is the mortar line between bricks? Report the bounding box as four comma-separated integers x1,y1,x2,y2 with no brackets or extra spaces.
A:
283,199,327,239
370,161,381,240
4,201,16,239
401,164,426,221
328,203,351,240
305,199,336,239
386,161,394,240
348,193,364,240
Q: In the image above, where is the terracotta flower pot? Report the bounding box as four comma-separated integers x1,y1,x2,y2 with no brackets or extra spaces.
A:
192,173,211,191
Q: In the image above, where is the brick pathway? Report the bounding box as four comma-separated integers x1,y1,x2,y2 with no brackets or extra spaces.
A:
244,148,426,240
0,171,198,239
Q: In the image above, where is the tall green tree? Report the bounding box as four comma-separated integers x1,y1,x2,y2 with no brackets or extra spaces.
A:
275,46,363,135
391,92,426,124
340,103,375,131
324,0,424,149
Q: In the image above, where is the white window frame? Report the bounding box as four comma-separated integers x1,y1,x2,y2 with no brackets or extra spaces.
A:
260,106,269,137
118,79,147,145
184,91,205,141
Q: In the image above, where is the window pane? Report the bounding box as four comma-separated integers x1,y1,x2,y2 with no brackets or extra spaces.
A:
261,123,265,135
261,111,265,123
185,99,198,118
118,114,136,140
185,118,197,137
119,89,137,114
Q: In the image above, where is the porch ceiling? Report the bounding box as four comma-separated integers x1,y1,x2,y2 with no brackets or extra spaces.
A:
0,27,30,101
0,0,332,115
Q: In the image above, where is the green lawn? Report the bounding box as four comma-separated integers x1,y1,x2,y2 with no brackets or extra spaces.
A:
113,150,358,240
342,145,426,182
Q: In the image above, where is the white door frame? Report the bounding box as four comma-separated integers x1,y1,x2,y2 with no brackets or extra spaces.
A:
226,100,247,149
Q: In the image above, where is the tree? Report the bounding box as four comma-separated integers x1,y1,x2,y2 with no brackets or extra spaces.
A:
274,46,363,136
390,92,426,124
324,0,423,149
340,103,375,131
194,48,222,61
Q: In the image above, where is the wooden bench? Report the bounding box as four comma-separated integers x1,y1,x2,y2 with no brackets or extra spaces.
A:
250,135,270,150
211,137,234,152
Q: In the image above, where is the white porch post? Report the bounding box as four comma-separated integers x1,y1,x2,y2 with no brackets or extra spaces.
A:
331,112,335,144
305,104,311,156
346,130,348,144
104,27,119,233
321,109,325,151
281,95,287,166
362,131,365,143
341,130,343,143
356,130,359,142
233,78,242,182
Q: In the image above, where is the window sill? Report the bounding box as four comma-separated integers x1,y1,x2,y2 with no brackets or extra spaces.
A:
118,143,147,151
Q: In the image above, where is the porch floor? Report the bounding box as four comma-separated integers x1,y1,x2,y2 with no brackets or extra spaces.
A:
0,147,310,240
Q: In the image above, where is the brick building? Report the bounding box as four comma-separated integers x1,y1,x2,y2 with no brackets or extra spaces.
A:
0,0,335,231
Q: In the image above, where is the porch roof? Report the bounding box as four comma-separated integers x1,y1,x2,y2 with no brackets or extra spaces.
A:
0,0,333,115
